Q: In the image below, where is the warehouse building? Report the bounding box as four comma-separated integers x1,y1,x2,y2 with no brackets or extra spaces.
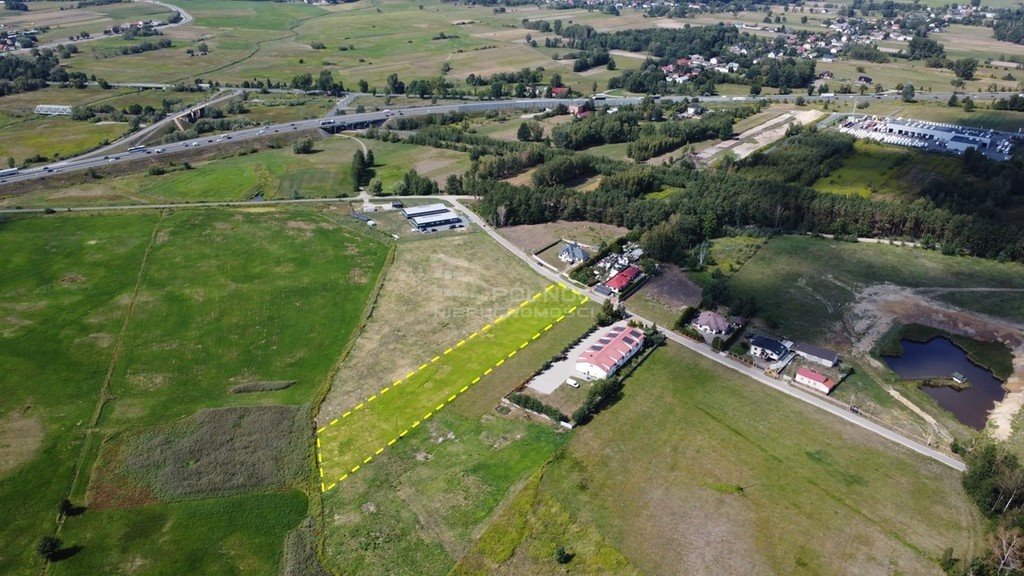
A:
575,325,645,379
411,209,464,231
401,203,449,219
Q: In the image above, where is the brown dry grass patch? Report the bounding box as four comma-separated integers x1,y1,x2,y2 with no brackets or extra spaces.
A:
0,409,44,476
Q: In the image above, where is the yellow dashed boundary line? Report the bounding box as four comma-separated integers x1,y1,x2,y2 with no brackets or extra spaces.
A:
318,284,588,493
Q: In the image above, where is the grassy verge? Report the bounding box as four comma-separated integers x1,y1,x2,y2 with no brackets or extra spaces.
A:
315,285,589,488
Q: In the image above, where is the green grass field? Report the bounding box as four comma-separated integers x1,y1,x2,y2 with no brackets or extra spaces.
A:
52,491,308,576
57,0,648,92
455,343,983,574
0,206,389,575
727,235,1024,342
316,284,589,489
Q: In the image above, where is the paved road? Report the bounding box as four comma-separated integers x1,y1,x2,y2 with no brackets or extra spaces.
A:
448,197,966,471
14,0,192,54
77,88,243,160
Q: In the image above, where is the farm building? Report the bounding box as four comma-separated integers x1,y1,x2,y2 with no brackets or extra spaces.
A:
401,203,448,219
575,325,645,380
750,335,789,362
694,311,731,335
559,243,589,264
603,265,642,294
793,342,840,368
411,209,464,231
795,367,838,394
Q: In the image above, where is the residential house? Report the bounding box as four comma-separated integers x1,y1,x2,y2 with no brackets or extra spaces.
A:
750,335,789,362
559,242,589,264
694,311,731,335
795,367,838,394
603,265,641,294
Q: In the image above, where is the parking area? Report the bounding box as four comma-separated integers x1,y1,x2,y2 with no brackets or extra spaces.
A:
525,322,631,395
838,114,1018,160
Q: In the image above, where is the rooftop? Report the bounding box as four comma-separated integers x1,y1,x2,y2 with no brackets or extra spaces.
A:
604,265,641,292
578,326,645,374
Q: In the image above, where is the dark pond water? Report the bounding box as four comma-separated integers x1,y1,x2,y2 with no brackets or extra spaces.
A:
883,337,1005,430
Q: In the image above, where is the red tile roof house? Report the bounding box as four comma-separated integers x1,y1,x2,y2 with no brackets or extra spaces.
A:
550,86,569,97
575,325,646,379
794,367,837,395
603,265,641,294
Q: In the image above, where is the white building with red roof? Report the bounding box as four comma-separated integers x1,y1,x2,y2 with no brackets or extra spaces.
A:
795,367,838,395
603,265,641,294
575,324,645,380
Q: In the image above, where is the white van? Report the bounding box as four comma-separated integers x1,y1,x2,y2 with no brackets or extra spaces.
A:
565,377,579,388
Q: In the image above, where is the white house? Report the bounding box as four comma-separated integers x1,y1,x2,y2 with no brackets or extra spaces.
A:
694,311,731,335
750,335,788,362
795,367,837,394
575,325,645,380
559,242,588,264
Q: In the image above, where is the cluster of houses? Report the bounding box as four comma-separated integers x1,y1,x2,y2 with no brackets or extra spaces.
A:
591,242,646,297
689,309,843,395
660,54,740,84
0,18,168,52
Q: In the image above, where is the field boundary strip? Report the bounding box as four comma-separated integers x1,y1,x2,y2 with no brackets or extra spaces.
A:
316,283,590,493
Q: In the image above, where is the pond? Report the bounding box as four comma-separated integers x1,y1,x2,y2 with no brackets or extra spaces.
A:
883,337,1005,430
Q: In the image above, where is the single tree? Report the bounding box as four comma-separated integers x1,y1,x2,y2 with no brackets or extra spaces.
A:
901,83,915,102
517,122,532,142
351,150,366,192
38,536,61,561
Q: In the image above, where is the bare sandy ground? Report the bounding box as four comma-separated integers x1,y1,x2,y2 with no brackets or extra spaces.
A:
843,284,1024,438
696,109,823,165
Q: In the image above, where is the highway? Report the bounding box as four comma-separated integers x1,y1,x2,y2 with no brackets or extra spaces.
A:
0,90,1010,189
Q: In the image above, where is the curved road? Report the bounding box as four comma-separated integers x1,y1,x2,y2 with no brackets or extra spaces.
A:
14,0,192,54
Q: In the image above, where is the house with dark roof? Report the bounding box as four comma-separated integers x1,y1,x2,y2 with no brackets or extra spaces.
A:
694,311,731,335
559,242,588,264
793,342,840,368
749,335,789,362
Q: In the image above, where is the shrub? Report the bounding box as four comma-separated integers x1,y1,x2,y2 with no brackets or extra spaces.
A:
293,139,314,154
508,392,567,422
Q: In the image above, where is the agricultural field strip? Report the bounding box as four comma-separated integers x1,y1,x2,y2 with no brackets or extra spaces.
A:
315,284,589,493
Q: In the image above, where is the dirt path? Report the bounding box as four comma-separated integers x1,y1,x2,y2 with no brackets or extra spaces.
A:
844,283,1024,439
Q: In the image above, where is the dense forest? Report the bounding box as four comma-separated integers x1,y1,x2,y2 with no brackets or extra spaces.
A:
365,102,1024,264
992,10,1024,45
